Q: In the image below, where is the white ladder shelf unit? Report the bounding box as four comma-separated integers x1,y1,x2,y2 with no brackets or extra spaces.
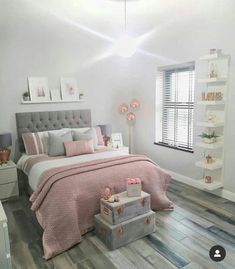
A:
195,51,230,190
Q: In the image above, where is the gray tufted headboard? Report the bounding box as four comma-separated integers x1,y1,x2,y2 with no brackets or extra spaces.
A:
16,109,91,152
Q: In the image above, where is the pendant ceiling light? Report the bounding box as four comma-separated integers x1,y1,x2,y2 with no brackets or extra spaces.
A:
113,0,137,57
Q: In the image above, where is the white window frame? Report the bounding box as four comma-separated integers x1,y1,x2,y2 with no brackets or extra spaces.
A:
155,61,195,153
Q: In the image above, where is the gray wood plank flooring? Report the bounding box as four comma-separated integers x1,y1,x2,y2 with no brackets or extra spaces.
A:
2,179,235,269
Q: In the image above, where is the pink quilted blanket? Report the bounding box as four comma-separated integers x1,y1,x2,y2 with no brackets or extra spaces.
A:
30,155,172,259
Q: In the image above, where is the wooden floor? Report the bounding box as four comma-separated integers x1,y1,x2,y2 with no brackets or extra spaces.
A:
3,179,235,269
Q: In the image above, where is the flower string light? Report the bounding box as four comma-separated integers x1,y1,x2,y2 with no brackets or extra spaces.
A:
130,99,140,110
118,99,140,153
126,112,135,122
119,103,129,114
119,99,140,122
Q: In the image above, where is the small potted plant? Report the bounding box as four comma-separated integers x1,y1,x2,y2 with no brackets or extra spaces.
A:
199,131,218,144
205,154,214,164
79,93,84,100
22,91,30,101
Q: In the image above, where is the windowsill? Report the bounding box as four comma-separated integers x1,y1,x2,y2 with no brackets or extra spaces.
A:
154,142,194,153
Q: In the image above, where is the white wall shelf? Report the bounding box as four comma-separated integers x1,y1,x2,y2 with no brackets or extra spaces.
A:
199,53,229,61
196,141,223,149
194,51,230,191
21,99,85,104
196,179,223,191
196,121,224,127
167,170,224,191
195,158,223,170
198,77,227,83
197,101,225,105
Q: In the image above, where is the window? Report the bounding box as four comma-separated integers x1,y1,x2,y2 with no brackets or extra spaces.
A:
155,62,195,152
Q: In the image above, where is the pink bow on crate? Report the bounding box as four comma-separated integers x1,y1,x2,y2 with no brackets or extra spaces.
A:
127,178,141,185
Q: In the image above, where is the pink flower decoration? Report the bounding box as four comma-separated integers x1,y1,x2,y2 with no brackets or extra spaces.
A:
101,187,112,200
127,178,141,185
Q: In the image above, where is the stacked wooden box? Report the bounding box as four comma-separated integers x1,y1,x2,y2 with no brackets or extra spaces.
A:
95,191,155,250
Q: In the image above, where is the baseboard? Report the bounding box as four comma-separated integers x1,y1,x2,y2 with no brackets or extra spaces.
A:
221,190,235,203
165,169,235,203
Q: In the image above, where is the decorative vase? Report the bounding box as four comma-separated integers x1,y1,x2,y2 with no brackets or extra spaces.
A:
203,137,216,144
205,175,212,184
209,63,218,78
79,93,84,100
23,96,30,101
0,148,10,164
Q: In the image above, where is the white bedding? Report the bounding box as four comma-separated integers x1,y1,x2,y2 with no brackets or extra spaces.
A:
17,150,128,191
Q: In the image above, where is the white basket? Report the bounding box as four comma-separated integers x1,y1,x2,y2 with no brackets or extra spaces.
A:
127,183,142,197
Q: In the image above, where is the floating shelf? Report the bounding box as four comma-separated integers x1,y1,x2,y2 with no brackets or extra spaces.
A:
195,142,223,149
198,77,227,83
199,54,229,61
195,158,223,170
21,99,85,104
197,121,224,127
170,174,223,191
197,101,225,105
195,179,223,191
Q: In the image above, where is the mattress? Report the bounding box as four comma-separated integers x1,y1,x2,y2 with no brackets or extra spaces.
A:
17,147,128,191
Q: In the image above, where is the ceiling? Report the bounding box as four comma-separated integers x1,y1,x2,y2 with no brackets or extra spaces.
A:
1,0,235,62
20,0,234,44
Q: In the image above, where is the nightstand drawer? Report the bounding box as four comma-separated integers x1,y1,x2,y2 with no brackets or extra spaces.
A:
0,168,17,184
0,182,19,200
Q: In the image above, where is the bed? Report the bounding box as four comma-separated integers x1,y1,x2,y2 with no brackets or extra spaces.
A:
16,109,173,259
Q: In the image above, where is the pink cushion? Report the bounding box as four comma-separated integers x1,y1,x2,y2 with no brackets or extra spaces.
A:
95,126,104,146
64,139,94,157
22,132,48,155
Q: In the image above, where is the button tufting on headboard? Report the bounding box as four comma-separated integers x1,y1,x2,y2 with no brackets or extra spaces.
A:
16,109,91,153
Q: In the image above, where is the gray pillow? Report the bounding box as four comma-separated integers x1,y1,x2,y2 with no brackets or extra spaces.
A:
73,128,98,149
48,130,73,156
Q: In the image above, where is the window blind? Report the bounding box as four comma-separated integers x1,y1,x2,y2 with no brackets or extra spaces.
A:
155,62,195,152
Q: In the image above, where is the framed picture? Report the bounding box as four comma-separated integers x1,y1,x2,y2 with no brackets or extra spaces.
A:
111,133,123,148
50,89,61,101
60,77,79,101
28,77,50,102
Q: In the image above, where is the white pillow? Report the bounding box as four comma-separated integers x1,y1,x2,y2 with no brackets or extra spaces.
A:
73,127,98,149
71,127,90,133
48,130,73,156
41,128,71,154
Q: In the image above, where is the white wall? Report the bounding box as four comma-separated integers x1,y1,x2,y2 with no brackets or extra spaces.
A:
0,0,133,158
0,0,235,194
127,0,235,193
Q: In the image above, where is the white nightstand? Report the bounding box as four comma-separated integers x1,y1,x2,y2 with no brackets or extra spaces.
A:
0,201,12,269
113,146,129,154
0,161,19,201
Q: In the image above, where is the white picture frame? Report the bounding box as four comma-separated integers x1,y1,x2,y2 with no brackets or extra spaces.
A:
111,133,123,148
50,89,61,101
60,77,79,101
28,77,50,102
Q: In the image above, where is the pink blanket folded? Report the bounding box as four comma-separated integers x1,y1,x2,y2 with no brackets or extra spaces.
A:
30,155,172,259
